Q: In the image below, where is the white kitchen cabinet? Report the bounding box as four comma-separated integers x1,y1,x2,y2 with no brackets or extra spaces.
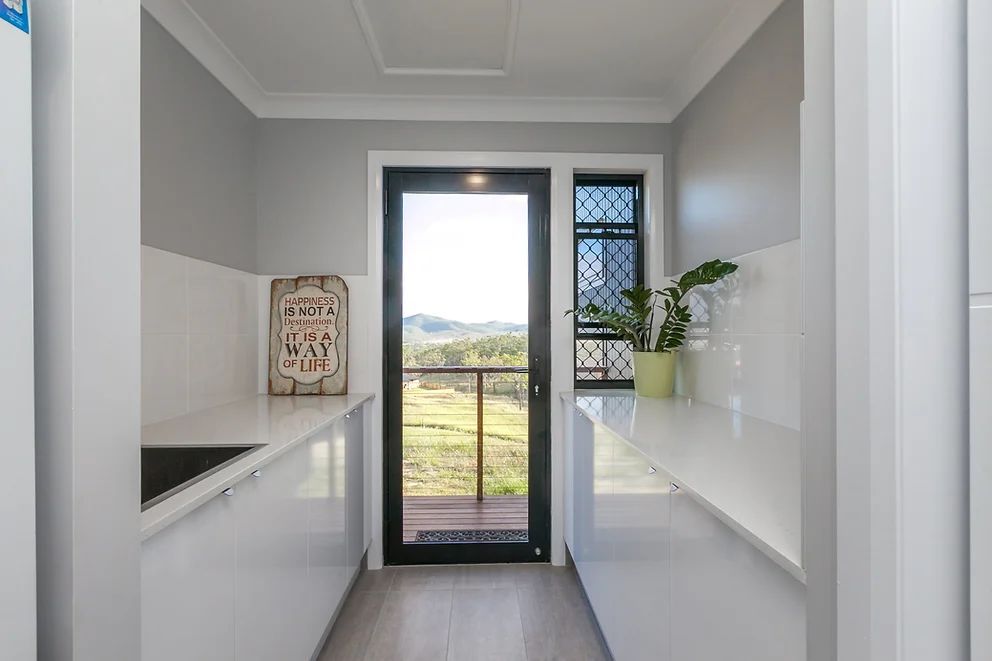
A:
345,407,366,572
362,405,373,551
304,421,349,654
564,393,805,661
235,442,311,661
563,407,591,553
141,491,236,661
140,397,373,661
570,416,672,661
572,420,615,639
608,439,671,661
669,489,805,661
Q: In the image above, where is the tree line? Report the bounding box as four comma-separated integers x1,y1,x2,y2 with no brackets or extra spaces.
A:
403,333,527,368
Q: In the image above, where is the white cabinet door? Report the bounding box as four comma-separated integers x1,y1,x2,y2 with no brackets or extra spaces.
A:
670,488,805,661
346,406,366,571
362,404,373,551
608,440,671,661
141,492,236,661
564,407,591,552
572,423,615,643
304,421,349,655
235,443,311,661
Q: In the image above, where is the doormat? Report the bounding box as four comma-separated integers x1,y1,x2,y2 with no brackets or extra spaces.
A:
414,529,529,543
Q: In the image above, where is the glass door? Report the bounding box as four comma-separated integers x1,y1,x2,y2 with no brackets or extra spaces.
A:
383,168,551,564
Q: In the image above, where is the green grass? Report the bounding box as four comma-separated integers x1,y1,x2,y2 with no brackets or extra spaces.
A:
402,386,529,496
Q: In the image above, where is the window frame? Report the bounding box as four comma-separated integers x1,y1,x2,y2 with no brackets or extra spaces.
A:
572,173,646,389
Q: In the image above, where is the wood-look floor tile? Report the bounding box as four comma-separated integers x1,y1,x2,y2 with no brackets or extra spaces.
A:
510,564,582,592
318,591,386,661
390,565,458,591
517,584,610,661
364,589,453,661
447,588,526,661
353,567,396,593
451,564,519,590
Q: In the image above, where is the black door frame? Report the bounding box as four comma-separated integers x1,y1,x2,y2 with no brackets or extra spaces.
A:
383,167,551,565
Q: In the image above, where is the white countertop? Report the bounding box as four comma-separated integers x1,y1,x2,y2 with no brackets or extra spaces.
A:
141,393,373,540
563,391,803,581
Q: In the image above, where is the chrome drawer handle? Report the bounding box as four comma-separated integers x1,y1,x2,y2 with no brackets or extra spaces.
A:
648,466,657,475
223,487,235,497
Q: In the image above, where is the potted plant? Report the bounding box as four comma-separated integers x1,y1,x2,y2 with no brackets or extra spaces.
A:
567,259,738,398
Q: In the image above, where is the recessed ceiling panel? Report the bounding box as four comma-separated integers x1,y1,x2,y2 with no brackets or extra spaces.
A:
355,0,513,74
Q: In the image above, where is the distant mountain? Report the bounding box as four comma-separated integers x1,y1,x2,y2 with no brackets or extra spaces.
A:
403,314,527,344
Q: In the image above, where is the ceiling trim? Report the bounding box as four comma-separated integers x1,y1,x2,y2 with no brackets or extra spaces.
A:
142,0,267,115
350,0,520,77
662,0,786,119
258,93,673,123
142,0,779,124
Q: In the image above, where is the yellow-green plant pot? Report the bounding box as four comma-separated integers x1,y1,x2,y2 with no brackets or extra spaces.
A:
632,351,677,398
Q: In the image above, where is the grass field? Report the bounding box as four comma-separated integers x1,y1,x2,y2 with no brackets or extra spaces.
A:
402,385,529,496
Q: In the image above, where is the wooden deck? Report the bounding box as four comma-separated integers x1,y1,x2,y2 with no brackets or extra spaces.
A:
403,495,528,543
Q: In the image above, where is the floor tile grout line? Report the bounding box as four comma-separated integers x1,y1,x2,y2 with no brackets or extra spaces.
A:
513,584,531,661
444,587,456,661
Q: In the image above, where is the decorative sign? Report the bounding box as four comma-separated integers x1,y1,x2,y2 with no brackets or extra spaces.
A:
1,0,29,33
268,275,348,395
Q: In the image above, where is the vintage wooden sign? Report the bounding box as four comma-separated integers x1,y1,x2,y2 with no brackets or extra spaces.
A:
268,275,348,395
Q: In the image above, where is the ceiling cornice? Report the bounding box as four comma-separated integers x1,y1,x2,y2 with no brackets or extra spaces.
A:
257,93,672,123
142,0,780,124
142,0,267,115
662,0,786,120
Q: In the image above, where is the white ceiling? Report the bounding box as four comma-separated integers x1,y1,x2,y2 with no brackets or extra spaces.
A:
142,0,785,122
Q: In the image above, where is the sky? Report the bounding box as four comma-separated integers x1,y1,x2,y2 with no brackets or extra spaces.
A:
402,193,529,324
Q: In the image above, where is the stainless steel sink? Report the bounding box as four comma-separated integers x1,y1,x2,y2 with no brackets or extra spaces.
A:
141,445,258,511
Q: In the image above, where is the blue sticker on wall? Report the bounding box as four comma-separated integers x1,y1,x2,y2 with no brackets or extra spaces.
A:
1,0,28,34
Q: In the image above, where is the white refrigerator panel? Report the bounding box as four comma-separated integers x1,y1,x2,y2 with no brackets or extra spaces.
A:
0,6,35,659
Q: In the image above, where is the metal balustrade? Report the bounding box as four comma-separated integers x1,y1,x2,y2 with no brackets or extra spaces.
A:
401,366,528,501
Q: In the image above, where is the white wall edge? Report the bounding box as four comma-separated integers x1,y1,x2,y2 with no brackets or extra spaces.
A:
360,150,663,569
835,0,970,658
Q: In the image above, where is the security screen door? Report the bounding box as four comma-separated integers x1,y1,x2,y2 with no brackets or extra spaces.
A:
383,168,551,565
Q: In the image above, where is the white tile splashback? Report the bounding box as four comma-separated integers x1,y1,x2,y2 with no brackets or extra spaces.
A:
141,247,187,335
188,333,258,412
141,246,258,425
684,240,801,336
676,240,802,431
141,334,188,425
188,258,258,334
679,334,802,430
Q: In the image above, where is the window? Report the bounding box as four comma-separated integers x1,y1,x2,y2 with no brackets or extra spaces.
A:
573,174,644,387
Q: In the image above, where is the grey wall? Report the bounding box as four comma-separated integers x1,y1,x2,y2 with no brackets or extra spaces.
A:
666,0,802,274
142,10,258,273
256,120,670,275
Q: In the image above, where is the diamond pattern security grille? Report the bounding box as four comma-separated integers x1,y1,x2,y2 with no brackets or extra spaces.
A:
574,176,644,386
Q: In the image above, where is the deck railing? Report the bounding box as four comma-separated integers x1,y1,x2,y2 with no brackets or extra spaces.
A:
402,366,528,501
